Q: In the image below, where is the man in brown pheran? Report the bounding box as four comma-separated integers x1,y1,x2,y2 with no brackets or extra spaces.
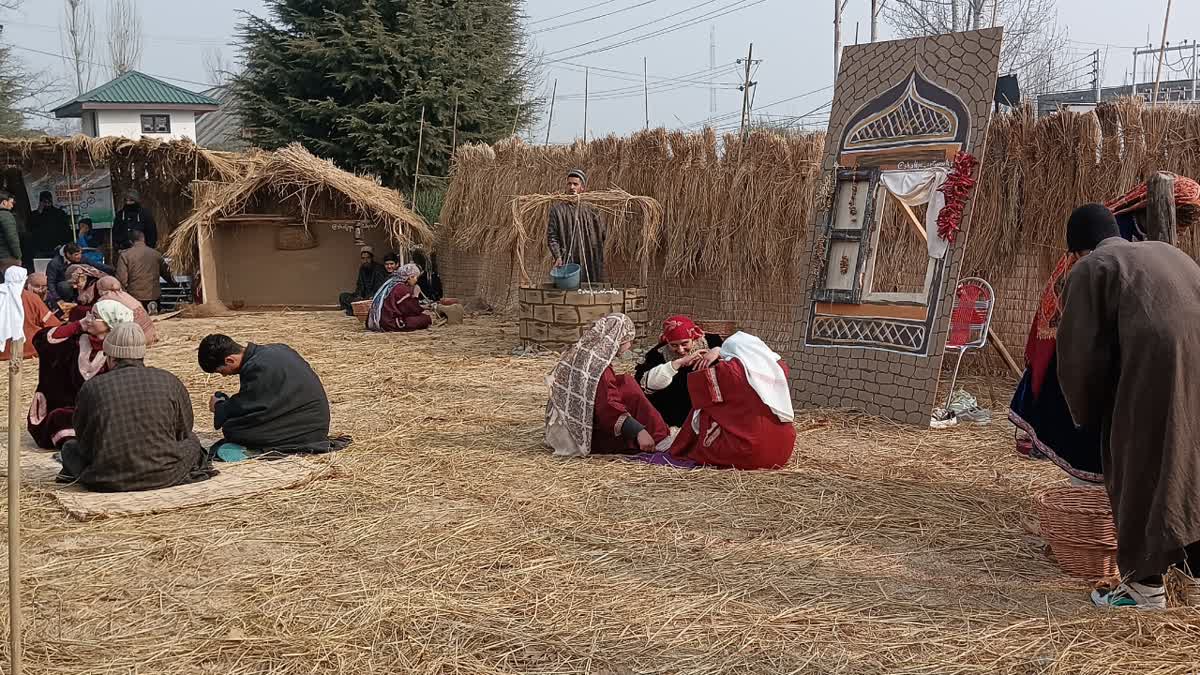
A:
1057,203,1200,609
547,168,605,284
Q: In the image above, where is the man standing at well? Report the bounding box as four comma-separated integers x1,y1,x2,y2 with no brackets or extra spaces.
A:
1057,203,1200,609
547,168,606,284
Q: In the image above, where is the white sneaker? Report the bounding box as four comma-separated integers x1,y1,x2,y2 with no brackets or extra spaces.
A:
1091,581,1167,610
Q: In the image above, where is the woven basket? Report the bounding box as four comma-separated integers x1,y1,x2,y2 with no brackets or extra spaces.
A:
698,319,736,337
1035,485,1119,579
276,224,318,251
351,300,372,323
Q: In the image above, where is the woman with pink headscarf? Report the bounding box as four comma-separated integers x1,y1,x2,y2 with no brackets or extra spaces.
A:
96,276,157,345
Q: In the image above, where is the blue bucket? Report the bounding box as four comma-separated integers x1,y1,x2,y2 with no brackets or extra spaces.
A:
550,263,581,290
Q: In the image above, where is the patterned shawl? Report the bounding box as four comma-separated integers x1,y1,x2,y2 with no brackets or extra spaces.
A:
65,264,107,305
544,313,636,457
366,272,408,331
1035,252,1080,341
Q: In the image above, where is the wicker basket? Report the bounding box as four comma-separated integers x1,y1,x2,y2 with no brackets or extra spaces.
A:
1035,485,1119,579
276,224,318,251
698,319,736,337
351,300,372,323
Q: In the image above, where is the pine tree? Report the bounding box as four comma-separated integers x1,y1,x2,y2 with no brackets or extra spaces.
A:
232,0,537,189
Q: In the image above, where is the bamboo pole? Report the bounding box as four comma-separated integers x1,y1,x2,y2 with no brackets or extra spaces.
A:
545,79,557,146
1151,0,1173,105
450,93,459,152
8,338,24,675
412,105,426,204
987,328,1021,377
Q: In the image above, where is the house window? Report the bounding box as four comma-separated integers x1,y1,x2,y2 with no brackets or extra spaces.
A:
141,114,171,134
814,168,880,304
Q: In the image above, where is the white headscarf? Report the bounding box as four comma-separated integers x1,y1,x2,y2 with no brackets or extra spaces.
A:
720,332,794,423
0,266,27,344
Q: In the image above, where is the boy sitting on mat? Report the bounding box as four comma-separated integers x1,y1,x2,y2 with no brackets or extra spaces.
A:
198,333,344,457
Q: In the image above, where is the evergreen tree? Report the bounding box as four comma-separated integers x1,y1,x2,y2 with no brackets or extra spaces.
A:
232,0,538,188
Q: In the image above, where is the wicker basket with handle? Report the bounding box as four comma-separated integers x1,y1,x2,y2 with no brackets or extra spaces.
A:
276,224,318,251
351,300,372,324
697,319,736,338
1035,485,1119,579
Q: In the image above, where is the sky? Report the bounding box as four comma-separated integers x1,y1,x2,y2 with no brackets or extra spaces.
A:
8,0,1199,142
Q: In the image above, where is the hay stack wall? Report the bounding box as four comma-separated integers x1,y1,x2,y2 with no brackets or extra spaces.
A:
440,99,1200,375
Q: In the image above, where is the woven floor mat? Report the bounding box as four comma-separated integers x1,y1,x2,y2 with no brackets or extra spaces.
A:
2,434,339,520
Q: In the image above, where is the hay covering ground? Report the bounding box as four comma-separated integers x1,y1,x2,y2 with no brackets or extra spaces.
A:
0,312,1197,674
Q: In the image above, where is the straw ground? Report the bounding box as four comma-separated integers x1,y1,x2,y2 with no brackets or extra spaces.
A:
1,312,1197,674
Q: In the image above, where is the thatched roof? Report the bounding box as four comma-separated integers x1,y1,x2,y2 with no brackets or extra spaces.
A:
0,134,245,181
166,144,433,272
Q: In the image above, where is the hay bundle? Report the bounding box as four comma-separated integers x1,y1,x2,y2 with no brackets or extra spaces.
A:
510,189,663,285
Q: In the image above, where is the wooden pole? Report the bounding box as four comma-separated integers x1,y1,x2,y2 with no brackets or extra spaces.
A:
986,328,1021,378
450,93,459,152
510,102,523,138
871,0,880,41
412,105,425,202
8,339,24,675
583,68,589,142
1146,171,1178,245
545,79,557,145
643,56,649,130
1151,0,1173,105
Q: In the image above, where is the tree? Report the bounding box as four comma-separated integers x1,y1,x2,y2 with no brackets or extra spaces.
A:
0,0,59,135
202,47,234,87
883,0,1068,95
62,0,97,95
106,0,143,77
232,0,539,189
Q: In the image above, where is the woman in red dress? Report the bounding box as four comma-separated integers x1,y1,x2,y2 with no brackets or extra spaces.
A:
367,263,432,333
544,313,670,457
665,332,796,470
28,299,134,449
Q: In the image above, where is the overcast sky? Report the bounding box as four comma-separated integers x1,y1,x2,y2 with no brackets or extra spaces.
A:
9,0,1198,142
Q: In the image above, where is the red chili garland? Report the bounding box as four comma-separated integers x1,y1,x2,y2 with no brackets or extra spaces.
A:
936,151,979,243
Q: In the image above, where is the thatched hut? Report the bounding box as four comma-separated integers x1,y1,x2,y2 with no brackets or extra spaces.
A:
0,134,244,262
166,144,433,310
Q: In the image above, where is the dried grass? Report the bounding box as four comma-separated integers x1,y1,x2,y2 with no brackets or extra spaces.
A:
0,311,1197,674
167,144,434,272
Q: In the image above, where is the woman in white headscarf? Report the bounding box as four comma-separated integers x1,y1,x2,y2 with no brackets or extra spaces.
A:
663,331,796,470
545,313,670,457
28,299,134,449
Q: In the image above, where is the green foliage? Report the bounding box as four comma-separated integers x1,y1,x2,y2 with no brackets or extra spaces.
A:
232,0,539,189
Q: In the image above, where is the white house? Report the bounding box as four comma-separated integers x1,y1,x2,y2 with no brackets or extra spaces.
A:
52,71,220,142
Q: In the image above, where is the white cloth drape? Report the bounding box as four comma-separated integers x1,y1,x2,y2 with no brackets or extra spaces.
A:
0,266,26,344
879,169,949,260
720,332,794,423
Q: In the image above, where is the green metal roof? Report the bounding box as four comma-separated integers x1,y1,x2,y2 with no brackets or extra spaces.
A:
52,71,220,118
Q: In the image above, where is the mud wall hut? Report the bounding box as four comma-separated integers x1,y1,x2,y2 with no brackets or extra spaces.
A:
167,144,433,309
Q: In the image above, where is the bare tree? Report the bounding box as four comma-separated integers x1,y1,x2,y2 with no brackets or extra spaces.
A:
202,47,233,87
61,0,97,94
884,0,1069,96
106,0,143,77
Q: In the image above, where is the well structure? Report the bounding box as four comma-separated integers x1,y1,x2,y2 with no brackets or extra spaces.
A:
519,284,649,350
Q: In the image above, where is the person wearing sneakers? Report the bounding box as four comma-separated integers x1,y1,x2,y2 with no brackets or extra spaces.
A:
1057,203,1200,609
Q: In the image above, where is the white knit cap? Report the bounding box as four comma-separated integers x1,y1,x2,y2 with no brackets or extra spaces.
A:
103,321,147,360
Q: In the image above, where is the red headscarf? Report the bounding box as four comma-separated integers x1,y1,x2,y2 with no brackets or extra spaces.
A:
660,315,704,343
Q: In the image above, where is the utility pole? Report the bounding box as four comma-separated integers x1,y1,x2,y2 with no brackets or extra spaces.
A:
737,43,759,139
1192,40,1197,102
545,79,556,145
582,67,589,142
643,56,650,129
871,0,880,41
709,25,718,113
1151,0,1173,106
1093,49,1102,103
833,0,849,81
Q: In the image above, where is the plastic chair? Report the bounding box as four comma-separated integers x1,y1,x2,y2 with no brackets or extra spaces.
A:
943,277,995,412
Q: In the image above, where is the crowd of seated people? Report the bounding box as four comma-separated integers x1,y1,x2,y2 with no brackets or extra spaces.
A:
545,313,796,470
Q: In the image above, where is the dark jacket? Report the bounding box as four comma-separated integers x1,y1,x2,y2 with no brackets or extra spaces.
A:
113,204,157,249
0,207,21,263
47,248,114,304
62,361,214,492
354,262,389,299
214,343,331,452
29,205,73,258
